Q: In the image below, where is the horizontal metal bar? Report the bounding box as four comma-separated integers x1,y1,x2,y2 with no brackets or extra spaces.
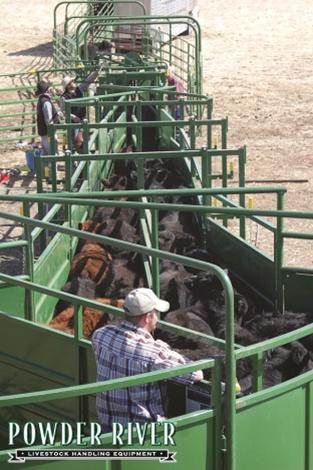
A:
0,111,34,119
0,240,28,250
0,186,287,204
2,201,312,220
41,149,245,161
0,83,61,93
282,231,313,240
31,203,63,240
0,134,37,143
0,65,95,79
0,220,231,294
0,86,34,93
0,275,29,287
158,319,227,350
0,97,58,106
51,119,222,129
237,369,313,409
93,99,210,106
235,322,313,360
0,357,213,408
216,194,277,232
67,84,210,101
281,266,313,274
0,123,35,132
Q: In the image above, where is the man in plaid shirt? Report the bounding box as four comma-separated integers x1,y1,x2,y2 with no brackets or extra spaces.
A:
92,288,203,432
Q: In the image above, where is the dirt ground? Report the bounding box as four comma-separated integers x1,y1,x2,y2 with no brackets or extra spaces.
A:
0,0,313,267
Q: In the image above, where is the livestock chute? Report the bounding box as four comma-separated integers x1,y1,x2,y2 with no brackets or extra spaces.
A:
0,5,312,470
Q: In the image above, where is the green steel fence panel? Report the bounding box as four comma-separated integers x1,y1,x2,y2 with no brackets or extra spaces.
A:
0,413,215,470
205,218,276,306
119,415,215,470
33,233,72,323
159,108,175,149
0,286,25,317
282,269,313,313
236,378,313,470
0,314,98,449
0,458,108,470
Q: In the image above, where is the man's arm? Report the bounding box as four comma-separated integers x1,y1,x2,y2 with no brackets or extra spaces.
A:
78,71,98,93
42,101,54,126
151,341,203,384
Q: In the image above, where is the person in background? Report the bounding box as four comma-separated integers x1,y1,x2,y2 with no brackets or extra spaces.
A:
92,288,203,432
60,71,98,151
36,79,60,155
166,66,186,120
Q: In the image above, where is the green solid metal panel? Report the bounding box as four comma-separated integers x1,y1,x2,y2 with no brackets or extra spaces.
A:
34,232,71,324
0,313,98,450
0,285,25,317
159,108,174,149
309,380,313,470
205,218,275,305
236,386,308,470
98,124,111,154
71,202,89,230
282,269,313,313
0,458,108,470
119,417,215,470
88,160,103,191
112,111,127,151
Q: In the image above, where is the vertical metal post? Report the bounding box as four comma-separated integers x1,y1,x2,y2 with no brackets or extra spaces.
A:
23,201,34,321
34,155,46,252
239,147,246,239
212,357,223,470
179,98,184,121
95,102,101,152
151,209,160,296
275,191,284,313
224,275,236,470
65,150,72,192
207,97,212,149
74,304,86,422
65,102,73,152
221,125,228,227
82,118,89,154
222,117,228,149
252,351,263,392
169,23,173,64
49,124,57,191
201,146,210,207
189,115,196,149
64,149,73,260
137,101,144,188
82,119,89,181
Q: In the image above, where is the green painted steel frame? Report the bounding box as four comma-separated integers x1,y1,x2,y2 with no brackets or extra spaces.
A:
68,15,202,95
0,216,235,469
53,1,147,68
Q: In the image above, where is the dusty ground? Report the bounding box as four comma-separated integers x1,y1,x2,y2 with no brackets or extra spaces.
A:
0,0,313,267
198,0,313,265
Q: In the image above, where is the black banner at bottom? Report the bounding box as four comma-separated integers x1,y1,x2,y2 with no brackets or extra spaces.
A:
8,448,176,464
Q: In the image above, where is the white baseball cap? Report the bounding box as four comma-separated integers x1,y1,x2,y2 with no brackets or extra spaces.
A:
124,288,170,316
62,76,75,91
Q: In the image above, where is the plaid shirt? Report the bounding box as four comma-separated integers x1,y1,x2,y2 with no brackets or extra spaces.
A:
91,320,197,429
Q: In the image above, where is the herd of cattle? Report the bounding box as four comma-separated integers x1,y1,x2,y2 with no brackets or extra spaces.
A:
49,156,313,393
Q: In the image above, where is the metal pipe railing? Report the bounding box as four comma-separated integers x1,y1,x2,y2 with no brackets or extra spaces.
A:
0,217,235,466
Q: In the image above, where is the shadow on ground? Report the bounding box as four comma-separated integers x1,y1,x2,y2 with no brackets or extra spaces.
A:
8,42,53,57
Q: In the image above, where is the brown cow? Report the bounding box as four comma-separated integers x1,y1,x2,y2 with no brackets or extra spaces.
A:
49,297,124,338
70,221,113,285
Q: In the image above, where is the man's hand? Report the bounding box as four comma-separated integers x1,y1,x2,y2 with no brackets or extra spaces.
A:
72,115,81,123
193,370,204,382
